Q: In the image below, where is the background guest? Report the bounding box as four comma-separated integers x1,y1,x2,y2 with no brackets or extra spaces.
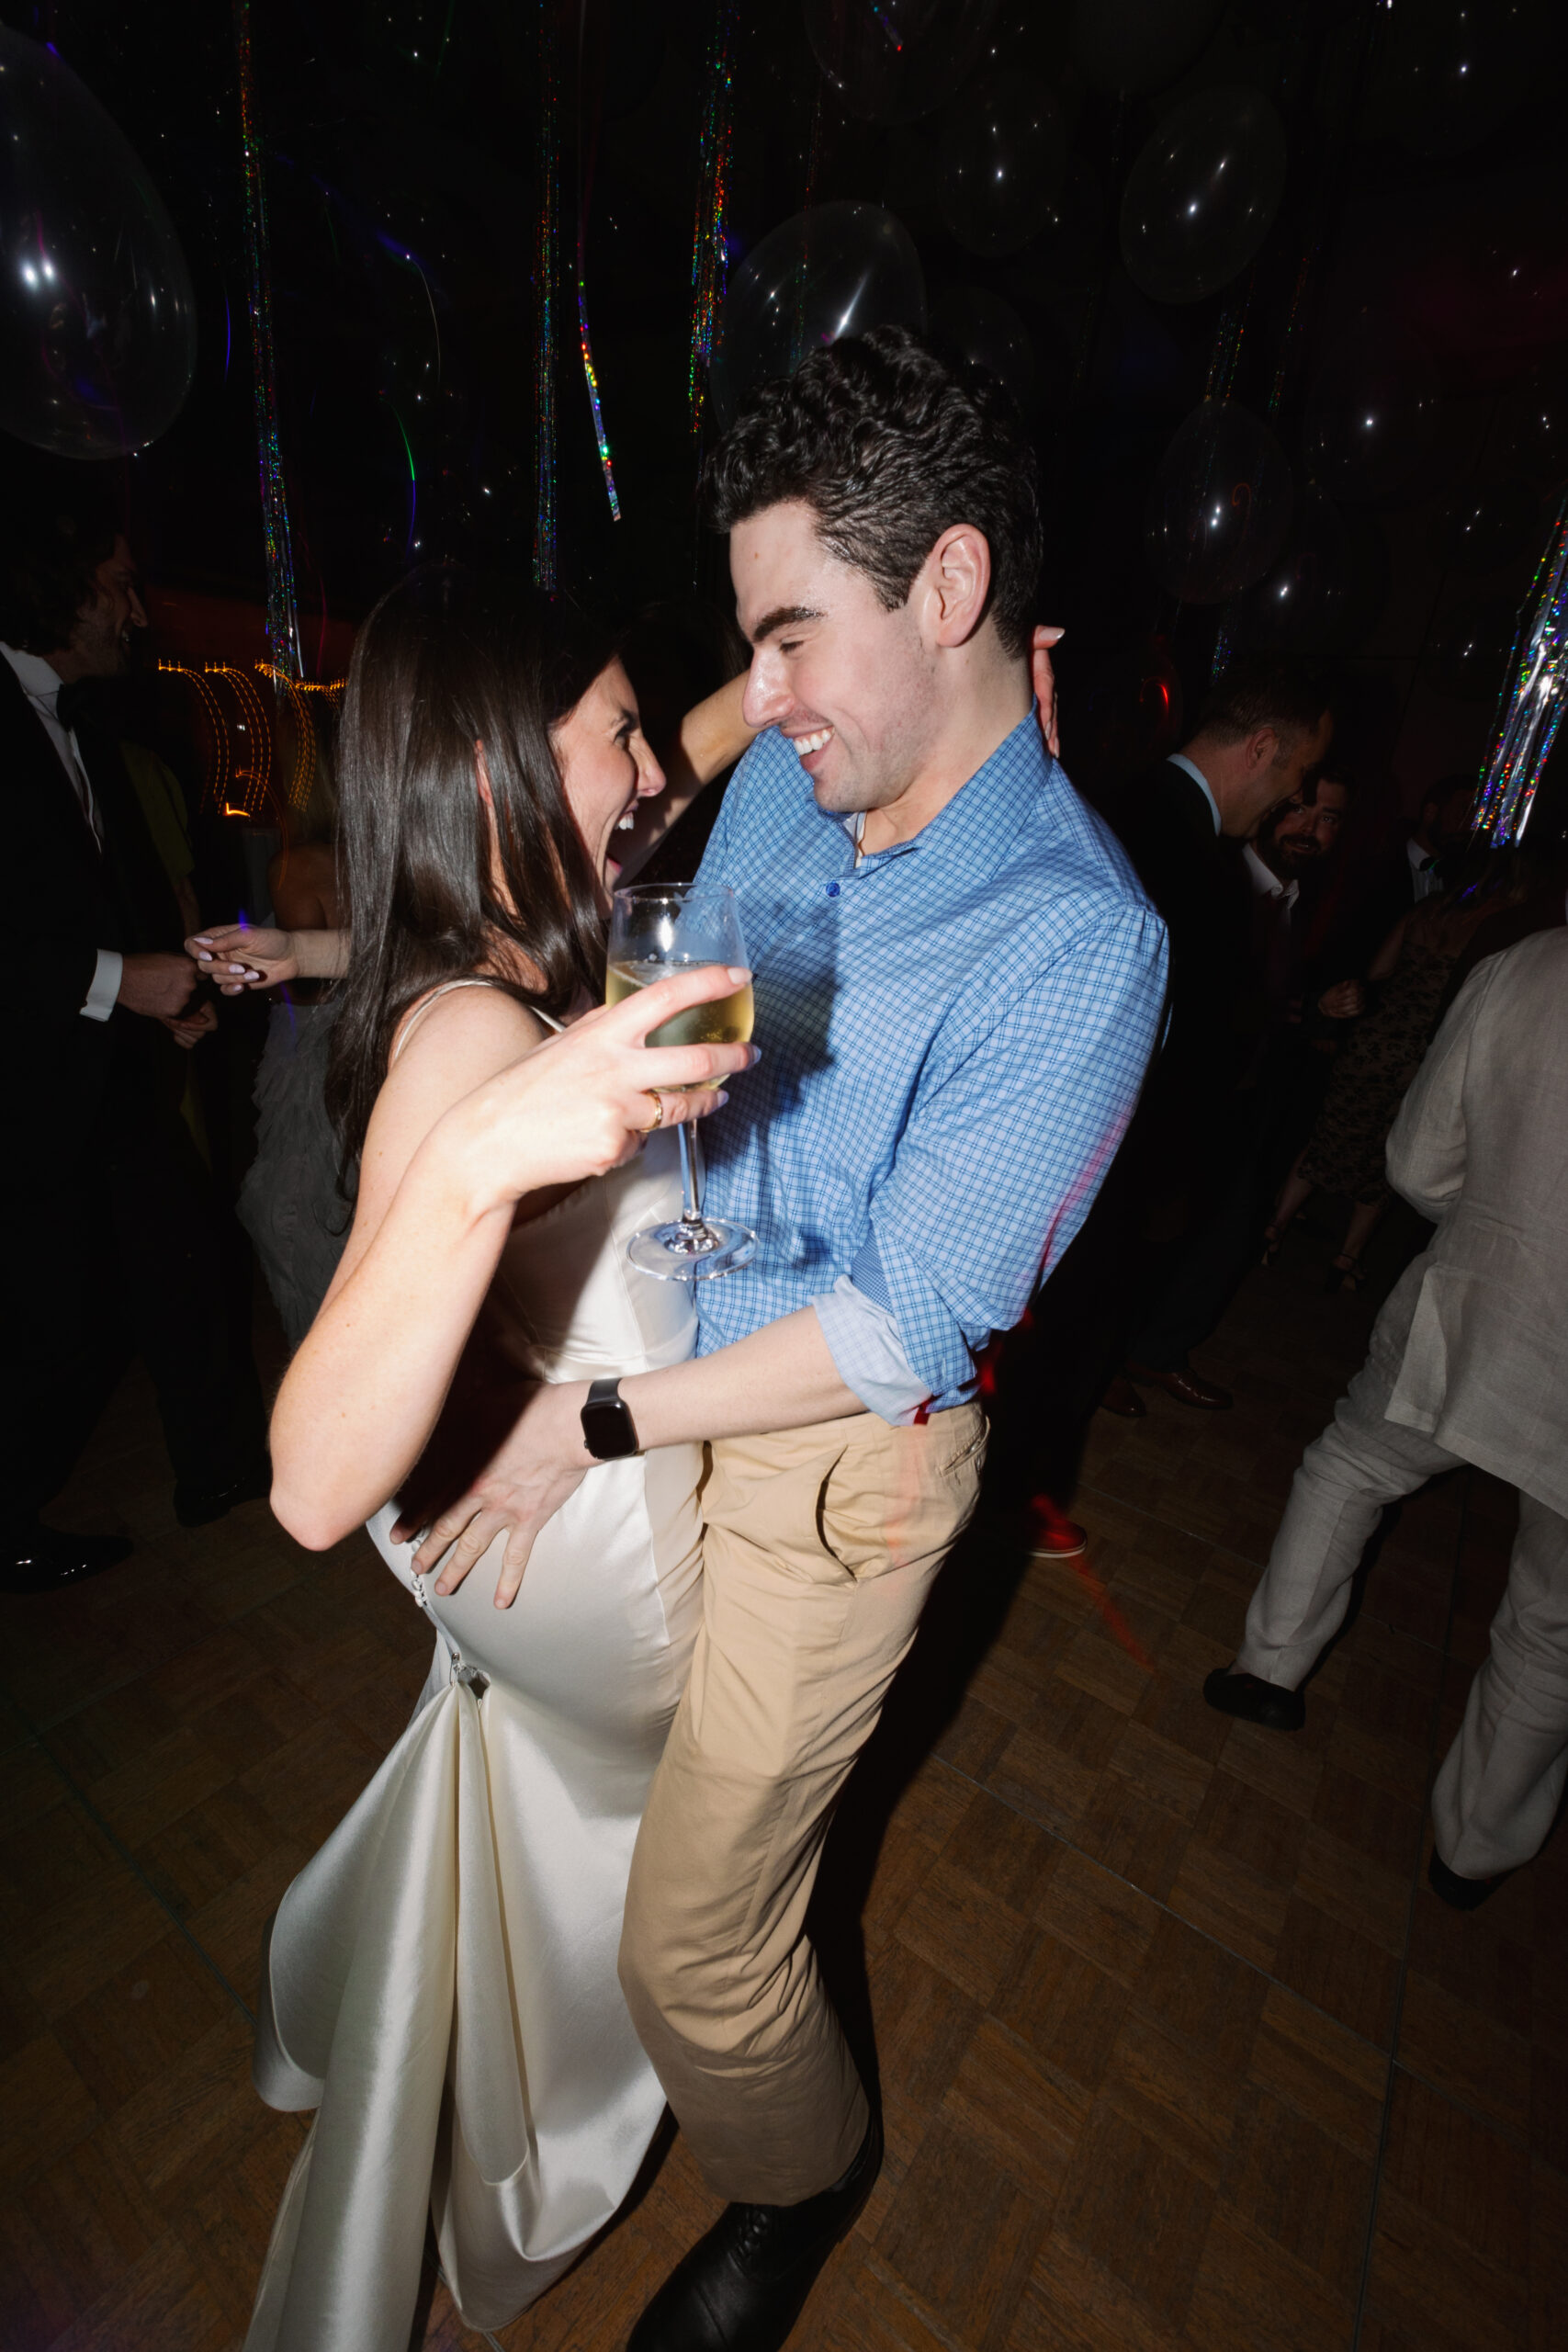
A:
987,660,1332,1514
236,752,350,1350
1206,929,1568,1912
1263,846,1531,1291
1107,657,1333,1413
1330,771,1480,980
0,479,268,1593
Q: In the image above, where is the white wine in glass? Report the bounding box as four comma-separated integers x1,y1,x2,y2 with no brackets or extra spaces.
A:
604,961,754,1087
607,883,757,1281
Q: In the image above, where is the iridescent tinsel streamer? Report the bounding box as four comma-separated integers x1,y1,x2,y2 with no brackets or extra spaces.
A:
792,79,828,375
1269,245,1317,418
575,1,620,522
234,2,301,683
532,0,559,588
575,280,620,520
1473,491,1568,846
1204,297,1248,405
688,0,738,436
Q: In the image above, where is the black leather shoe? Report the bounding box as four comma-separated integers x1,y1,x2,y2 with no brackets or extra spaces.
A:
628,2113,882,2352
174,1459,271,1528
1127,1360,1234,1410
2,1520,133,1595
1203,1667,1305,1731
1428,1850,1507,1911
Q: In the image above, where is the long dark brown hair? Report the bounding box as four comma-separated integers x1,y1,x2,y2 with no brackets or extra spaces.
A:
325,564,612,1180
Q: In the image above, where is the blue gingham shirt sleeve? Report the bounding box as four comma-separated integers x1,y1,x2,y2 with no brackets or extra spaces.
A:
812,1275,933,1425
863,904,1167,1402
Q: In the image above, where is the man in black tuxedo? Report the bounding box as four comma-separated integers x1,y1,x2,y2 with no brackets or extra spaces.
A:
984,660,1332,1507
1107,659,1334,1410
1,481,267,1592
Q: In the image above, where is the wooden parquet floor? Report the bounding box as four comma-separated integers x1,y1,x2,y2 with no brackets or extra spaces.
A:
3,1228,1562,2352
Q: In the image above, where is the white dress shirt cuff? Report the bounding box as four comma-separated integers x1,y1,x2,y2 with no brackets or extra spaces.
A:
82,947,122,1022
813,1276,933,1428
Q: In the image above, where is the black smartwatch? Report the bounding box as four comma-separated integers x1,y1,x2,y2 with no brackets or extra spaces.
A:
580,1375,641,1461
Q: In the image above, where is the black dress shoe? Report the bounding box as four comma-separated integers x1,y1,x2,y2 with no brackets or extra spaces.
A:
1127,1360,1234,1410
1203,1667,1305,1731
2,1520,133,1595
174,1459,271,1528
1428,1850,1508,1911
628,2113,882,2352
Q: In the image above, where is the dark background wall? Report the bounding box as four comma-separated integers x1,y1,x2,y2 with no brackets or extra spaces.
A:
7,0,1568,842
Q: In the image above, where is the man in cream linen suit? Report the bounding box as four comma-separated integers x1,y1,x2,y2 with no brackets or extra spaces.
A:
1206,927,1568,1904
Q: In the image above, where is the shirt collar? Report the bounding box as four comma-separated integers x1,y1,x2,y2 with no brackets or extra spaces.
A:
1243,842,1298,907
1167,750,1223,835
0,641,66,706
832,705,1055,883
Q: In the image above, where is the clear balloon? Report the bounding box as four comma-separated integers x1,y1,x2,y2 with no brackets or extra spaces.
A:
968,2,1078,96
803,0,1001,125
712,202,926,427
1120,86,1288,307
1071,0,1225,99
1220,485,1351,656
1439,479,1542,577
0,27,197,459
1302,328,1441,504
1424,597,1518,702
937,72,1066,257
1003,160,1108,304
1495,365,1568,486
1382,0,1551,159
1145,398,1293,605
928,287,1036,411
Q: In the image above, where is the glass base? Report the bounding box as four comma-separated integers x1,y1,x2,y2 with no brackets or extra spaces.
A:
626,1217,757,1283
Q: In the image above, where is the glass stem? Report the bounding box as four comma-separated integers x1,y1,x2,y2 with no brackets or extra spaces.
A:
676,1119,705,1227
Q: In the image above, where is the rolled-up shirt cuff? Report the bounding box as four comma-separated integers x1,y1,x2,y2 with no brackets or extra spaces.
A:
82,947,122,1022
813,1275,933,1427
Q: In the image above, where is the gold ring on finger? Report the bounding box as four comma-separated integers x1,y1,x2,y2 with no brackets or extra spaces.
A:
640,1091,665,1133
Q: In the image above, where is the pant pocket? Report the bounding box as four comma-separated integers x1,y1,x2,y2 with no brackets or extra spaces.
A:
818,1413,984,1581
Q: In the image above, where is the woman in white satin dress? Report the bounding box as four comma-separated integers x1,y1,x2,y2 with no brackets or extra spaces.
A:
240,567,755,2352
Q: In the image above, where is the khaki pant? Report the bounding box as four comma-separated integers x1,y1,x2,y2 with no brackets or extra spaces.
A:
619,1403,986,2205
1236,1310,1568,1880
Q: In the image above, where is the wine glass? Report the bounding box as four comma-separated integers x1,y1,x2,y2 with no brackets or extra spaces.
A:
606,883,757,1281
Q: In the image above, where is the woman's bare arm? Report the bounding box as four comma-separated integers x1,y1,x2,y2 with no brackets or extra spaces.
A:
187,922,349,991
269,967,756,1548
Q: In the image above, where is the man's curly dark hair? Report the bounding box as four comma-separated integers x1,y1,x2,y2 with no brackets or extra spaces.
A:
702,325,1042,659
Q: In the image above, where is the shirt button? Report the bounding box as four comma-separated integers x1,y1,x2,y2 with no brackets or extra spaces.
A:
826,882,840,898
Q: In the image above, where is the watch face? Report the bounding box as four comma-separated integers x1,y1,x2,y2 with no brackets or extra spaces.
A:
581,1396,638,1459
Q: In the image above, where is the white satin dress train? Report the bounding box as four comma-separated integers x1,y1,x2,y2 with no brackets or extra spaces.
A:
244,1114,703,2350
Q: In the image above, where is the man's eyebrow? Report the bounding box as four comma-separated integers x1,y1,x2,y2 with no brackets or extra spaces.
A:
747,604,824,646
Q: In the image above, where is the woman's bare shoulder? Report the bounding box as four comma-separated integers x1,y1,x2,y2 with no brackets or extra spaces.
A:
391,980,551,1078
349,983,551,1241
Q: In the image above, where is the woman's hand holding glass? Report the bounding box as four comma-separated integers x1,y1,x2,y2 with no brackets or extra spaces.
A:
435,961,756,1216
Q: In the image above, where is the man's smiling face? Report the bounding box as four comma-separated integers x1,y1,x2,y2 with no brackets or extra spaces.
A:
730,498,940,817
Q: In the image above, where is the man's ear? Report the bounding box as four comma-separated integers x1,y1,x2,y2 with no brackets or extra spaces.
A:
919,523,992,649
1247,725,1280,775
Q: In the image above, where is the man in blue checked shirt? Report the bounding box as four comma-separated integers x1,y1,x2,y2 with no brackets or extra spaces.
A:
485,328,1166,2350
